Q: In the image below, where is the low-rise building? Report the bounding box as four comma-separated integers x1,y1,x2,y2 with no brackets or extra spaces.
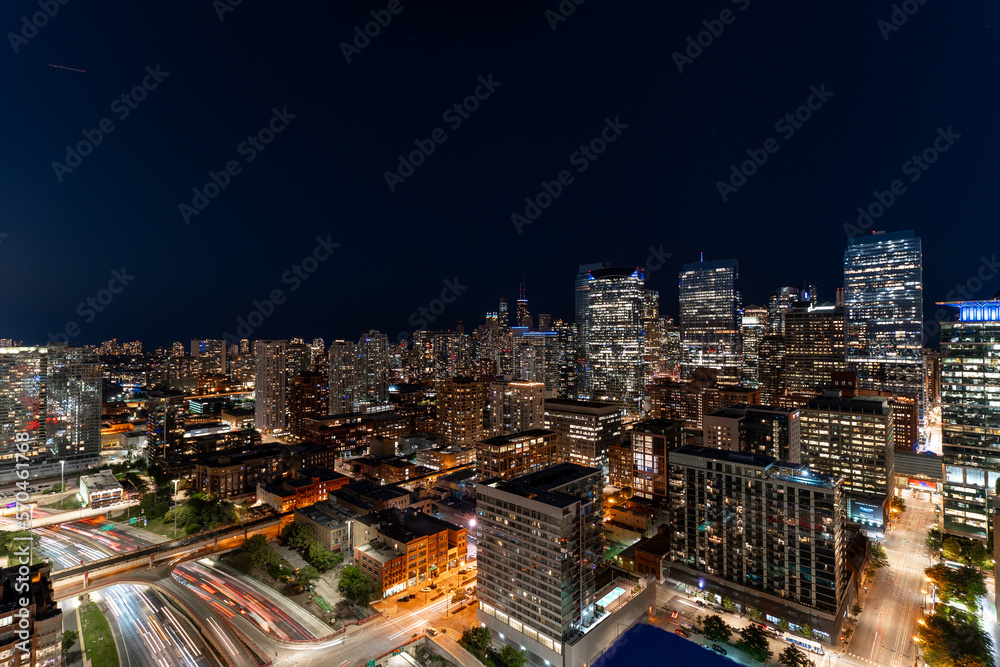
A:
331,479,410,514
78,470,123,508
256,467,349,512
194,447,283,498
294,499,357,553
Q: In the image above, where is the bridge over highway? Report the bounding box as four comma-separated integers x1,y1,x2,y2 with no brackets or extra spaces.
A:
51,511,289,598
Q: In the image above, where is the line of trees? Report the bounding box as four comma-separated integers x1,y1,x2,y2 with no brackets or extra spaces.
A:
280,522,345,572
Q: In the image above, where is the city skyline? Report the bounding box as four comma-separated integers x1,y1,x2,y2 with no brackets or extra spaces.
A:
1,4,997,346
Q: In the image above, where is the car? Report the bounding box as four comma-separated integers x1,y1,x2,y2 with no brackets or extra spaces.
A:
426,628,438,637
398,595,409,602
458,569,467,575
675,629,689,638
421,587,432,593
711,645,727,655
695,600,707,607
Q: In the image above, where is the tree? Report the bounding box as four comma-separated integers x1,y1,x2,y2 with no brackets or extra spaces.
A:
915,608,994,667
925,564,987,610
778,645,813,667
0,531,40,561
306,541,339,571
866,542,889,578
926,526,944,552
337,565,380,605
461,626,492,654
778,618,791,632
62,631,78,656
736,624,774,663
799,624,814,639
943,537,965,563
294,566,320,588
850,602,863,618
239,534,278,570
495,644,527,667
747,607,764,622
282,522,317,554
890,496,907,513
703,615,732,642
722,596,736,612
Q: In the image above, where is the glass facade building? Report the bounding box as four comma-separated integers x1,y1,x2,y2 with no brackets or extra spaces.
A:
939,298,1000,541
582,266,647,407
679,259,742,385
844,231,924,416
784,304,847,397
740,305,768,388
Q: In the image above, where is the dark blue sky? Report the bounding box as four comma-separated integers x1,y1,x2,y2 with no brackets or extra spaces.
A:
2,1,997,347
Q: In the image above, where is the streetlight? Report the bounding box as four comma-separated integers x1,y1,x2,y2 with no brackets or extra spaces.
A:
60,461,66,510
172,479,179,539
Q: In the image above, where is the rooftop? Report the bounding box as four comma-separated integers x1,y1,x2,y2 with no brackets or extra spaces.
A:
805,394,891,415
479,429,556,446
544,398,620,411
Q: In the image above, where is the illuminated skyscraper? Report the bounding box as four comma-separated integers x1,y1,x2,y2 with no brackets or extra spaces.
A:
516,280,532,330
679,258,742,385
327,340,356,414
583,266,646,407
740,305,768,388
844,230,924,413
190,339,227,375
784,303,847,398
938,297,1000,541
574,262,611,400
254,340,287,433
356,330,390,408
0,345,100,464
488,380,545,436
436,376,485,447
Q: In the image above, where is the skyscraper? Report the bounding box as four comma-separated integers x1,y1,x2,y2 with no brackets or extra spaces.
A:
289,372,330,437
45,344,101,460
740,305,768,388
488,380,545,436
516,280,532,330
679,258,742,385
254,340,287,434
328,339,356,414
783,303,847,398
190,339,227,375
938,297,1000,541
574,262,611,399
436,376,485,448
0,345,100,464
844,230,924,414
356,330,390,408
583,266,646,407
543,398,624,473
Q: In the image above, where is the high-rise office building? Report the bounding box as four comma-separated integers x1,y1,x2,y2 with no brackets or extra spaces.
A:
513,330,560,393
553,319,577,399
356,330,390,408
668,447,849,640
516,280,532,330
46,344,101,460
679,258,742,384
583,266,646,407
289,372,330,437
328,340,356,415
740,305,768,388
488,380,544,436
478,464,650,667
0,345,100,464
801,393,894,530
254,340,288,434
702,404,801,463
436,376,485,448
783,303,846,398
938,297,1000,541
574,262,612,400
924,349,941,408
543,398,624,473
844,230,924,414
190,339,227,375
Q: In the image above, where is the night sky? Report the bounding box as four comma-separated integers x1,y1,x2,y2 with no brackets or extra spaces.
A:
2,1,997,347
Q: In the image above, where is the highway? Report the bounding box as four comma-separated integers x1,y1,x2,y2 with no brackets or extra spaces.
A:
38,524,220,667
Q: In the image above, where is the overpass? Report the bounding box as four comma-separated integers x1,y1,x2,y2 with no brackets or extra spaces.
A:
51,511,290,598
